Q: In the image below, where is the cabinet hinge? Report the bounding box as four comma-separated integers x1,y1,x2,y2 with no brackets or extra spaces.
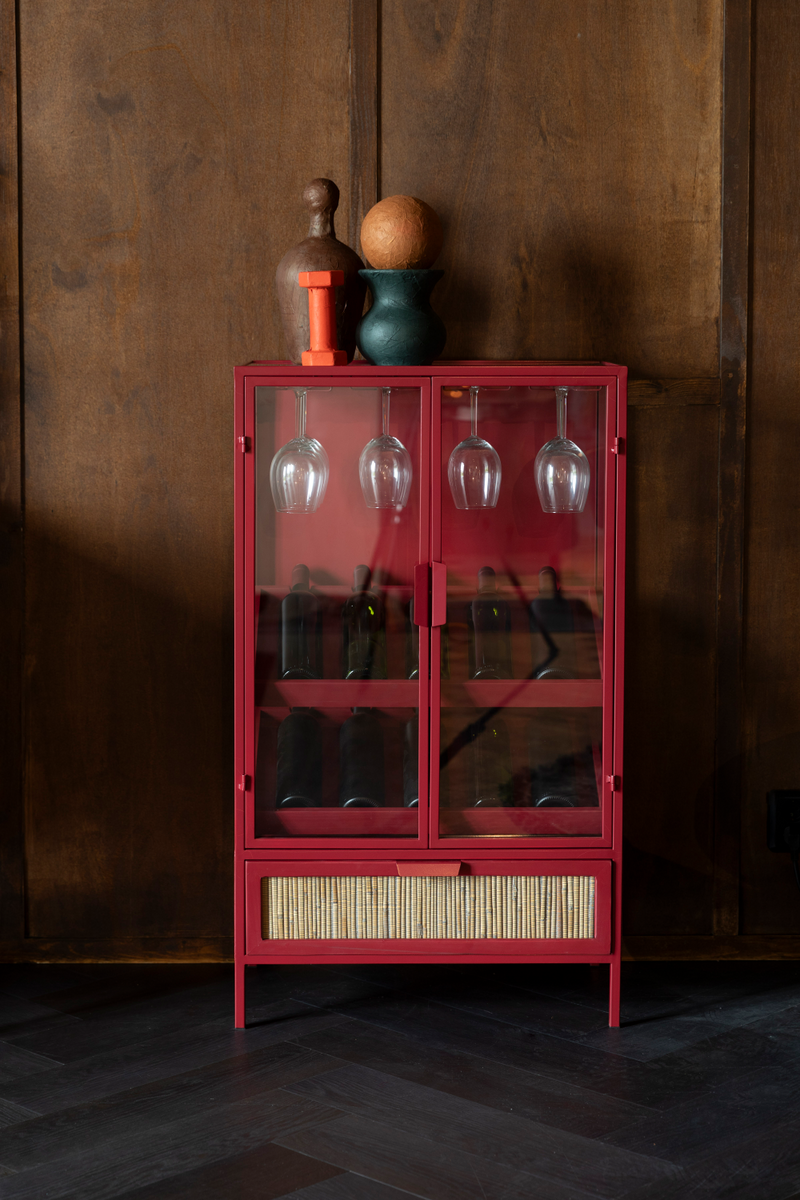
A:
238,436,251,453
606,774,621,792
238,774,251,792
611,437,625,455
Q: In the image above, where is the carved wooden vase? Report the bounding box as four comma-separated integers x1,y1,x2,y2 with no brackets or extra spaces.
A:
356,269,446,366
275,179,366,364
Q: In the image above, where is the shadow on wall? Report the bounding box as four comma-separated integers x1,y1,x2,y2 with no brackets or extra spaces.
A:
19,522,233,944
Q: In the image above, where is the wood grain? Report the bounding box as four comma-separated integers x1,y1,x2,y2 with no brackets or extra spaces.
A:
348,0,380,253
713,0,751,938
741,0,800,936
380,0,722,376
17,0,351,943
0,937,232,962
623,405,719,935
3,963,800,1198
0,0,24,941
624,936,800,960
6,0,797,959
628,379,720,408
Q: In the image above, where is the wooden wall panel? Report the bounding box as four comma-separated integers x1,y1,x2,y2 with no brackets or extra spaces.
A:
380,0,722,378
0,0,24,939
623,403,719,935
11,0,794,959
19,0,351,940
741,1,800,935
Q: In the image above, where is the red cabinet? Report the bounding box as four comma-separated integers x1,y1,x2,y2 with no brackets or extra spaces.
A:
234,361,626,1025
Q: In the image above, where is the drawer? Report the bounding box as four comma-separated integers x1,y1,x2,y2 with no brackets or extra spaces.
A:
245,859,611,955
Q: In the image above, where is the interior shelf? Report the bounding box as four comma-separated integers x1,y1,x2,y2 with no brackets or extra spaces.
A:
256,806,600,838
259,679,419,710
440,679,602,708
259,677,602,712
257,808,418,836
438,807,602,837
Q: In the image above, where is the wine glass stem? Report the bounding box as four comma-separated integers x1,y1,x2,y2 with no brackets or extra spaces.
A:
470,386,479,438
556,388,567,439
382,387,391,437
295,390,307,440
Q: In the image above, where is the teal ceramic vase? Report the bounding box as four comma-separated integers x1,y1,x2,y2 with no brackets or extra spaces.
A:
356,269,446,366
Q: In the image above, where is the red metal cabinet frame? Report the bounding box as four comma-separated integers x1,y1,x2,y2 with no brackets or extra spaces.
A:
234,361,627,1028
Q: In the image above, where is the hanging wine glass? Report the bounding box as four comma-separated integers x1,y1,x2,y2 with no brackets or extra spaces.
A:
359,388,413,509
270,389,329,514
534,387,590,513
447,385,501,509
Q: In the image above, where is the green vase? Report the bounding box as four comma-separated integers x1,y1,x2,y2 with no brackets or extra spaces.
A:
356,269,446,366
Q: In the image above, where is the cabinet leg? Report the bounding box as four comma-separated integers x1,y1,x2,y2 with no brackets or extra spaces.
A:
608,959,621,1027
235,960,246,1029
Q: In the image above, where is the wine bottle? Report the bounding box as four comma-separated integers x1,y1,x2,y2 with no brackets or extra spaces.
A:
342,564,387,679
528,714,577,807
529,566,599,679
467,566,512,679
275,709,323,808
280,564,322,679
339,709,385,807
403,714,419,807
471,713,513,806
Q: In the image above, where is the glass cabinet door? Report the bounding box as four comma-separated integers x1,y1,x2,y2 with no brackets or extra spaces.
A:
248,382,429,844
432,380,612,844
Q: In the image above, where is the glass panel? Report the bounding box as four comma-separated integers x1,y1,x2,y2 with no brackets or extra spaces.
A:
255,707,419,838
253,385,423,839
439,707,602,837
437,383,606,839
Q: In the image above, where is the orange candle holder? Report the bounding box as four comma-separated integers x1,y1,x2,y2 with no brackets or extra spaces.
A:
299,269,347,366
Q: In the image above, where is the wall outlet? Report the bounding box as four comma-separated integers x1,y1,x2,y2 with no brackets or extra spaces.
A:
767,790,800,853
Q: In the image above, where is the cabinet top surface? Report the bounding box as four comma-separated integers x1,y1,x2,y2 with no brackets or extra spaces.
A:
236,359,627,379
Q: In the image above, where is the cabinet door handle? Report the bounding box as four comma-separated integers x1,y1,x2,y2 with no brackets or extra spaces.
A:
413,562,430,627
431,562,447,627
396,861,462,876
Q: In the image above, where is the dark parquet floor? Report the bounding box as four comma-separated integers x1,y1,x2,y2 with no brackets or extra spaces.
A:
0,960,799,1199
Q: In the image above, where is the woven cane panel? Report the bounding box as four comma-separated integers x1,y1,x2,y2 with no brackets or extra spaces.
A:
261,875,596,940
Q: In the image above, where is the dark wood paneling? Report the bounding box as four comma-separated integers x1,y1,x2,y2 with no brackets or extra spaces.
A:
0,0,24,940
628,379,720,408
380,0,722,377
0,937,232,962
8,0,795,960
623,405,719,935
18,1,352,940
713,0,751,937
624,936,800,960
741,0,800,935
348,0,379,252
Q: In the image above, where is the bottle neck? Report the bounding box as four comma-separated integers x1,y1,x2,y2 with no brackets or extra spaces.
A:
307,209,335,239
477,567,497,594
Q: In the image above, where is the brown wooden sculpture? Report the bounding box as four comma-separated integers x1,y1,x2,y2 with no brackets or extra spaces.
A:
275,179,366,364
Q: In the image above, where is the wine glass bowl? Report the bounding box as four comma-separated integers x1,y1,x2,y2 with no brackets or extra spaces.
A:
534,387,590,514
447,386,502,510
270,390,330,514
359,388,413,510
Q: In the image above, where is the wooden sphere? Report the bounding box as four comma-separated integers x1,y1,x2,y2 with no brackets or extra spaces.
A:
360,196,444,270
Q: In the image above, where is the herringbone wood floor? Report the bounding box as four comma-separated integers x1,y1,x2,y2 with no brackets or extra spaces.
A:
0,960,799,1198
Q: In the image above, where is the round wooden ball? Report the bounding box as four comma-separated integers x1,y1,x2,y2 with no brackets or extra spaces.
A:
360,196,444,270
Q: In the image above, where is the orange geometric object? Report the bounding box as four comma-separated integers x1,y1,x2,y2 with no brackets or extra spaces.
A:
298,269,347,366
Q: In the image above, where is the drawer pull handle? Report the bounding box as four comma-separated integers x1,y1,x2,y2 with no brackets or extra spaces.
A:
396,861,462,877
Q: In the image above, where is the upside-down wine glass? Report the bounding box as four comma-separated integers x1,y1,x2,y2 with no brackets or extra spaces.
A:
447,385,502,509
359,388,413,509
534,386,590,513
269,389,330,514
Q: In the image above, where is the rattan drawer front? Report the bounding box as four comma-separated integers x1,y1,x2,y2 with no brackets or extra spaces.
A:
260,874,596,940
